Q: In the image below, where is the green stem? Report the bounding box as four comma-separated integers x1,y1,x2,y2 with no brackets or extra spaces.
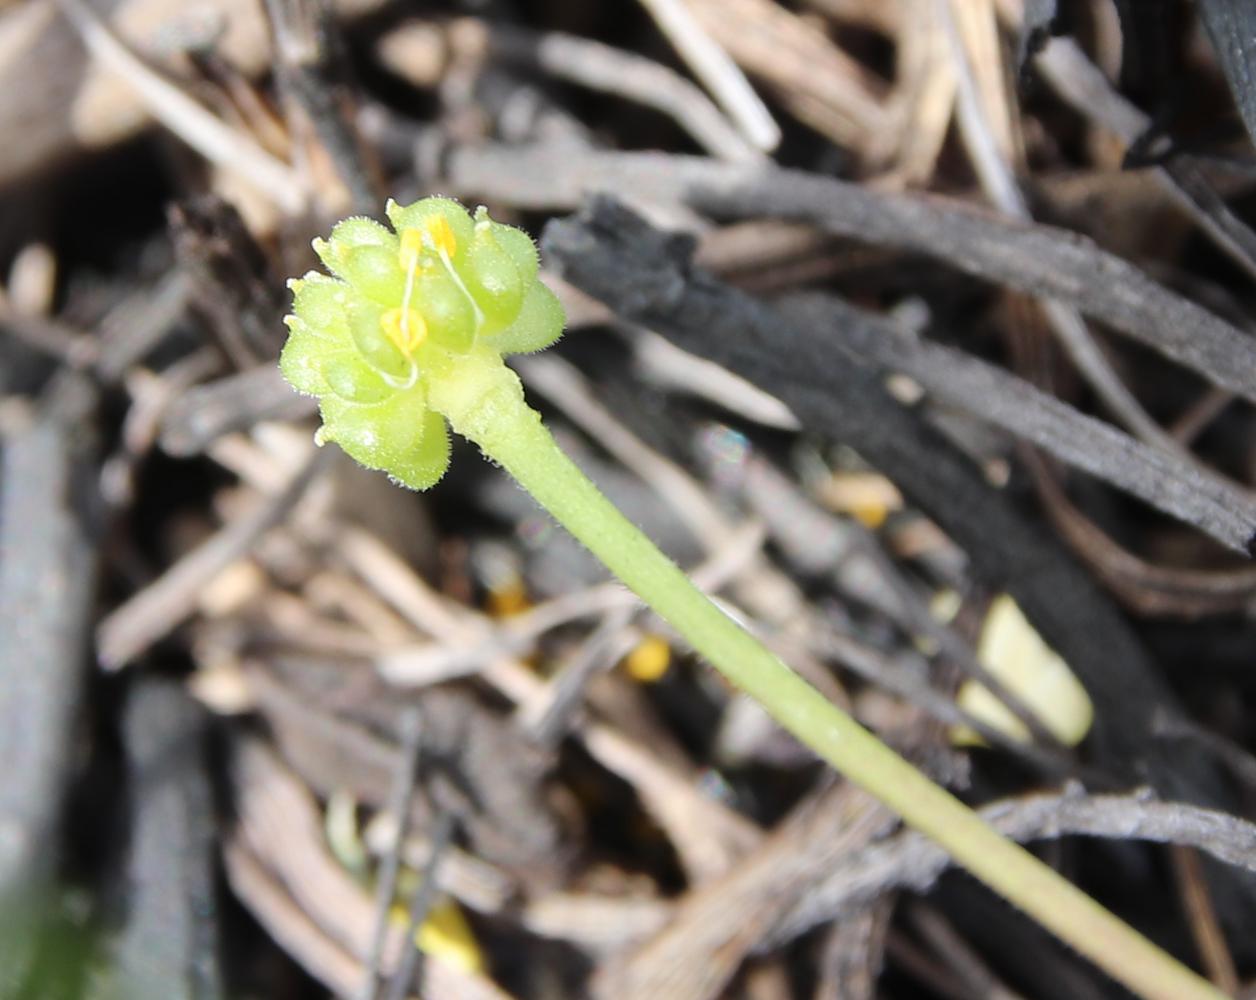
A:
428,352,1223,1000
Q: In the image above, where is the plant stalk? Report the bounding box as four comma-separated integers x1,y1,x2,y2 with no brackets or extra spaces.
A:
428,353,1224,1000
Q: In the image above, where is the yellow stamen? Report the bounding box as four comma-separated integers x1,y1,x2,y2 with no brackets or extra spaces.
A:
425,215,458,257
399,229,424,271
390,216,455,357
398,216,459,271
381,307,427,355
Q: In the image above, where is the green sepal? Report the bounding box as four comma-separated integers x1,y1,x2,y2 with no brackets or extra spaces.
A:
386,197,474,261
389,409,451,490
289,273,350,343
414,270,476,351
346,298,412,382
463,225,524,335
477,211,537,287
488,282,565,354
322,347,394,404
279,316,328,396
318,387,449,490
340,245,404,304
314,217,398,283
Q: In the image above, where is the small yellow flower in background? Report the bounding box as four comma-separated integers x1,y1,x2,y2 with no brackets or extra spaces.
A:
623,634,672,682
325,790,485,975
391,899,484,975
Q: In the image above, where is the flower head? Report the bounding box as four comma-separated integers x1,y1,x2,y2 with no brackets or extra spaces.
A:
280,197,565,489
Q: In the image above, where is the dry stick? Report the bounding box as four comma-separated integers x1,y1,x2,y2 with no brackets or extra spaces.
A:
772,788,1256,946
382,810,457,1000
779,291,1256,555
222,840,365,998
0,416,97,983
683,0,886,152
481,24,763,164
1195,0,1256,150
628,323,799,428
439,142,1256,405
942,0,1189,455
815,904,891,1000
840,517,1069,751
378,520,765,689
111,681,222,998
160,366,315,458
701,431,1081,769
907,902,1029,1000
807,625,1085,785
360,710,422,1000
1170,845,1241,994
634,0,781,150
166,198,286,368
229,738,509,1000
1022,445,1256,618
886,935,977,1000
517,352,805,627
528,606,640,748
1037,37,1256,284
200,429,754,887
518,349,1074,758
263,0,378,212
56,0,306,214
593,783,895,1000
97,447,332,668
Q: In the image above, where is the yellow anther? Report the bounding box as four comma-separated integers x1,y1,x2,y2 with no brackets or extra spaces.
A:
425,215,458,257
400,217,457,271
399,228,424,271
381,307,427,355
